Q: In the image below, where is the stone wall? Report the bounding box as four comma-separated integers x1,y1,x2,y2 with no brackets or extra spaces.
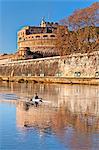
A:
17,28,57,55
0,51,99,78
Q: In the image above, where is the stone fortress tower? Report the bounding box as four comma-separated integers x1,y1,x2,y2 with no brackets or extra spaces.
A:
17,18,59,57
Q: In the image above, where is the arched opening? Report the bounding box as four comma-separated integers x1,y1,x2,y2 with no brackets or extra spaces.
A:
35,36,40,38
43,35,48,37
50,35,55,37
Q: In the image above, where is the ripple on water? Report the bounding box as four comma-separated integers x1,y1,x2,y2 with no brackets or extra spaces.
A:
0,93,19,101
0,83,99,150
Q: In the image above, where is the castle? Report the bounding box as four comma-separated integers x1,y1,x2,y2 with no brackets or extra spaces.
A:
17,18,61,57
0,19,67,62
0,18,98,80
1,18,98,62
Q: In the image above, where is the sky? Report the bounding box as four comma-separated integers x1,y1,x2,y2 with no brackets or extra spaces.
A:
0,0,98,54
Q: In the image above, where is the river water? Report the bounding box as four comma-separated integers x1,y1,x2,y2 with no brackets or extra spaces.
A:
0,82,99,150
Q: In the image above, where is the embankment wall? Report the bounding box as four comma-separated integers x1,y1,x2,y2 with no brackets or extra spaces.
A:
0,51,99,78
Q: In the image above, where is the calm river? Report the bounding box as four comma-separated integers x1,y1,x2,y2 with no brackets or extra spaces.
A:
0,82,99,150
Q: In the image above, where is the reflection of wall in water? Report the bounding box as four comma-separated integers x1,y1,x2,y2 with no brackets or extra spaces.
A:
0,82,99,115
56,85,99,115
16,103,99,135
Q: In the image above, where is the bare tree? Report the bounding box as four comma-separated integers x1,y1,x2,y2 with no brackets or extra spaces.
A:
68,2,99,53
56,2,99,55
56,25,68,56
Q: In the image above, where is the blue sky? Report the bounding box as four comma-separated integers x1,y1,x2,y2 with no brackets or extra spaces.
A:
0,0,97,54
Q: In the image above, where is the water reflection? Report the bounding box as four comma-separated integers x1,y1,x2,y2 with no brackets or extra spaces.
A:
0,82,99,115
0,82,99,150
16,102,99,133
16,102,99,150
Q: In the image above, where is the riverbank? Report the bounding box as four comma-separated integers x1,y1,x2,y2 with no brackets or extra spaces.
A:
0,76,99,85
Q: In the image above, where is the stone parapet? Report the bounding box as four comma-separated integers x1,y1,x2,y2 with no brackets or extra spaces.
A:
0,51,99,79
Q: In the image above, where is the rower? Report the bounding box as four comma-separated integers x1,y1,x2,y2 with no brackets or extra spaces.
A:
31,93,42,107
35,93,38,99
34,93,39,107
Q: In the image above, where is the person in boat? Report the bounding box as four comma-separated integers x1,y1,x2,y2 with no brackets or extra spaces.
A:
30,93,42,107
29,93,38,103
35,93,42,107
34,93,39,107
35,93,42,102
35,93,39,99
